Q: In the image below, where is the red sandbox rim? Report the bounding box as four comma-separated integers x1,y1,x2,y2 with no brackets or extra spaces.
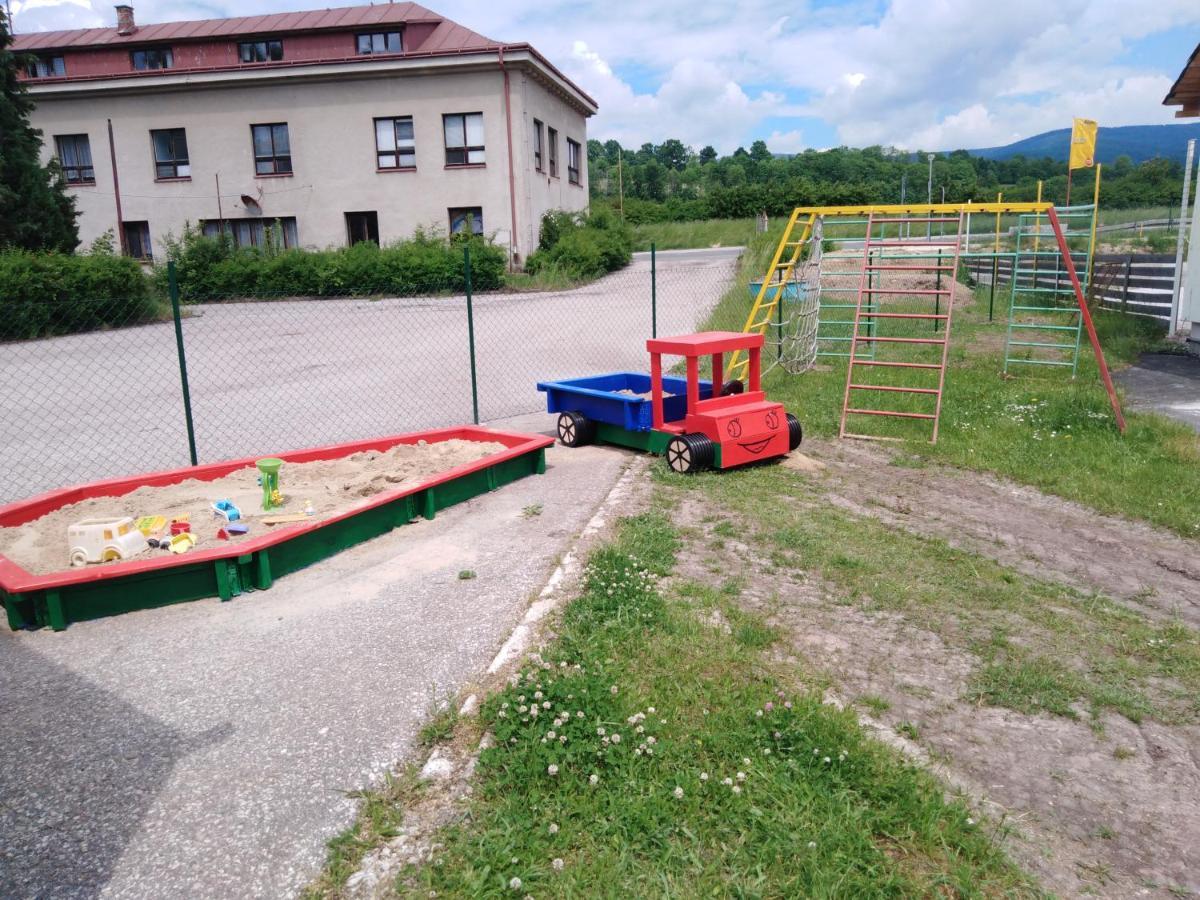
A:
0,426,553,594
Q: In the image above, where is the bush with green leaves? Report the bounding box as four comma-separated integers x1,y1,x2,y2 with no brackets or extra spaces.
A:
525,207,633,280
158,223,507,301
0,247,161,341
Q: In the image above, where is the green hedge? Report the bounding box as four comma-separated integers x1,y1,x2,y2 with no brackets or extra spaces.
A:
0,250,162,341
525,208,633,280
161,225,507,301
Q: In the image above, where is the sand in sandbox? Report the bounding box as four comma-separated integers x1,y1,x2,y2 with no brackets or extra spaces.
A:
0,438,505,576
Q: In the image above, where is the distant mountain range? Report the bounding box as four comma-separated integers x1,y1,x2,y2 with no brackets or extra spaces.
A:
962,123,1200,165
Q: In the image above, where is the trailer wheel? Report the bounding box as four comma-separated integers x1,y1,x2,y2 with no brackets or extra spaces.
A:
557,411,595,448
665,433,714,474
786,413,803,452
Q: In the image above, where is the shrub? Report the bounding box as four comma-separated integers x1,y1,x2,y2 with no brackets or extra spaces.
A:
157,223,507,301
0,249,161,341
525,207,633,280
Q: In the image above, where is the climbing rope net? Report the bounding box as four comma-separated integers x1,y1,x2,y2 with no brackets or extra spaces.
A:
763,217,823,375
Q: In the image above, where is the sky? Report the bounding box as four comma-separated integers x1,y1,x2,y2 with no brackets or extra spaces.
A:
9,0,1200,154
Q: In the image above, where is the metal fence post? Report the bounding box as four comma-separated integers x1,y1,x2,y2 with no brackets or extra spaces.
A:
650,242,657,339
934,249,941,332
463,245,480,425
168,261,199,466
989,257,998,322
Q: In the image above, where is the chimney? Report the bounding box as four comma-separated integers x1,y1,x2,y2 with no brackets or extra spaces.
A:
115,4,136,35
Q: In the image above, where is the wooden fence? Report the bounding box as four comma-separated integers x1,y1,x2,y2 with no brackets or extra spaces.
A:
963,253,1176,321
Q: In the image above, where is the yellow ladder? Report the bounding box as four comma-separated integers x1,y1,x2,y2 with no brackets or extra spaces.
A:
724,210,817,383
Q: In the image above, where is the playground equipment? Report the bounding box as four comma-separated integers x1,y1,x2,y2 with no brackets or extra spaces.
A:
538,331,802,473
256,458,283,511
212,499,241,522
66,517,149,567
2,427,552,631
729,201,1125,437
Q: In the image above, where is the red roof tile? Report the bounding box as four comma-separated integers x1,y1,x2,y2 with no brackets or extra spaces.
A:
11,2,497,51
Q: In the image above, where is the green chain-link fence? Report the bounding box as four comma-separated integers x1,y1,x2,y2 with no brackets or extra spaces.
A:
0,247,737,503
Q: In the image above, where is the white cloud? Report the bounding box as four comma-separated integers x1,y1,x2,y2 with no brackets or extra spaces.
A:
766,129,807,154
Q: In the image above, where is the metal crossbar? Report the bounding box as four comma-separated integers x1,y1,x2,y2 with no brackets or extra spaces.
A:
838,212,965,444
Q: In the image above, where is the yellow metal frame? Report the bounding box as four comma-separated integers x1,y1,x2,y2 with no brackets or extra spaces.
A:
725,200,1094,380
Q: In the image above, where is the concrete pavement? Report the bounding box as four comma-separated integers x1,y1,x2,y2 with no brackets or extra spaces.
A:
0,413,634,899
1115,352,1200,432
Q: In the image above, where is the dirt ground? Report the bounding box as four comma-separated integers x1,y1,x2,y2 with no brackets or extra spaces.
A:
0,438,503,575
671,442,1200,898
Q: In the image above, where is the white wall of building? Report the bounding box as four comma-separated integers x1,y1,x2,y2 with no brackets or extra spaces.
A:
29,60,590,261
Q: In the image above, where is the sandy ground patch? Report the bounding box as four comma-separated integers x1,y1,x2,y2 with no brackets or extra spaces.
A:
0,438,503,575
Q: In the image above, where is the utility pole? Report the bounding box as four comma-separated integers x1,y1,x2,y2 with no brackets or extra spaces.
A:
617,146,624,219
926,153,934,239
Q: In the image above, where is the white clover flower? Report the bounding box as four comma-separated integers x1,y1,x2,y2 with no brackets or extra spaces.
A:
807,841,816,849
611,733,621,744
756,710,764,718
589,773,599,785
700,772,709,781
552,857,565,871
742,757,751,765
823,757,831,764
636,725,644,734
518,705,528,713
812,748,820,755
597,726,606,736
736,771,746,782
673,786,684,799
635,748,643,756
547,730,557,740
763,748,771,755
732,785,742,795
509,877,522,891
542,702,551,709
518,695,526,703
559,735,567,743
534,691,543,700
647,736,656,745
610,685,619,695
547,764,559,775
966,817,975,826
576,711,584,718
722,777,733,786
548,822,559,834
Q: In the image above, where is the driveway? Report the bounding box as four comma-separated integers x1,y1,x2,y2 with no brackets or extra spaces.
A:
1115,351,1200,432
0,415,632,899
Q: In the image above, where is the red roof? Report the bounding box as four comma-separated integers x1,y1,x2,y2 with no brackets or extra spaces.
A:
11,2,498,52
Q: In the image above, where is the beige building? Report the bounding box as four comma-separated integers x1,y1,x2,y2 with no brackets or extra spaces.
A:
14,2,596,264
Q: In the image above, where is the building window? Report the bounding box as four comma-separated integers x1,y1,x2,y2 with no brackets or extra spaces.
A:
567,139,581,185
151,128,190,179
54,134,95,185
356,31,402,54
449,207,483,236
131,48,174,70
238,39,283,62
203,217,298,249
374,117,415,169
547,127,558,177
251,123,292,175
26,55,65,78
345,211,380,246
443,113,484,166
122,221,152,260
533,119,544,172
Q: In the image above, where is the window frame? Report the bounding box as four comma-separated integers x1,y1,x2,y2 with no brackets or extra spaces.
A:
373,116,416,171
122,221,153,261
26,54,66,78
533,119,544,172
202,217,299,250
250,122,293,176
355,31,403,55
442,112,485,167
567,138,581,185
547,127,558,178
150,128,191,180
238,39,284,63
345,211,380,246
130,47,174,71
448,207,484,236
54,134,95,185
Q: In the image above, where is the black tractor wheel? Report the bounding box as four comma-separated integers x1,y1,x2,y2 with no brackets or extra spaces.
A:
786,413,803,452
557,411,595,448
665,433,715,474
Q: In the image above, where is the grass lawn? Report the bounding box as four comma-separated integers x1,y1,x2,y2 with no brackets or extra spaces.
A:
309,509,1036,898
701,233,1200,539
631,219,759,251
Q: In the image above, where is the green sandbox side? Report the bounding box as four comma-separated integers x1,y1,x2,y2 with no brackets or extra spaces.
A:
3,448,546,631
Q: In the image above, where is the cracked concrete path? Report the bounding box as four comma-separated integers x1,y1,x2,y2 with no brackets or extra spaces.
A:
0,413,626,900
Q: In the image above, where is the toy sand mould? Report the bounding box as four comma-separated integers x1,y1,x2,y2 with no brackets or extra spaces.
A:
0,438,504,576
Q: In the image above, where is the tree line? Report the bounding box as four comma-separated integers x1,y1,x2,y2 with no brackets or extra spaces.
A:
586,138,1189,223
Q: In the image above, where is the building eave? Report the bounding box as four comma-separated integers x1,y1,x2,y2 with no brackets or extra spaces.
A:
1163,42,1200,118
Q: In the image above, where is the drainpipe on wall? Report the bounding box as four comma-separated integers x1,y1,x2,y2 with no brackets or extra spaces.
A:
498,46,520,271
107,118,127,255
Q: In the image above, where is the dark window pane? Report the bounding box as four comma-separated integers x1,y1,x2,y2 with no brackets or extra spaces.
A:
272,124,290,154
275,156,292,174
268,41,283,60
253,126,272,156
385,32,401,52
357,34,371,53
256,159,274,175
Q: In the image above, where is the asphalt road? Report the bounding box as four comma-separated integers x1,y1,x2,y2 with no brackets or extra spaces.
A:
0,249,740,504
1115,351,1200,432
0,418,632,899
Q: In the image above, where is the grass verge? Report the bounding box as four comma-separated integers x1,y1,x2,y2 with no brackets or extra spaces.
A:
699,234,1200,538
310,506,1035,897
631,218,758,251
